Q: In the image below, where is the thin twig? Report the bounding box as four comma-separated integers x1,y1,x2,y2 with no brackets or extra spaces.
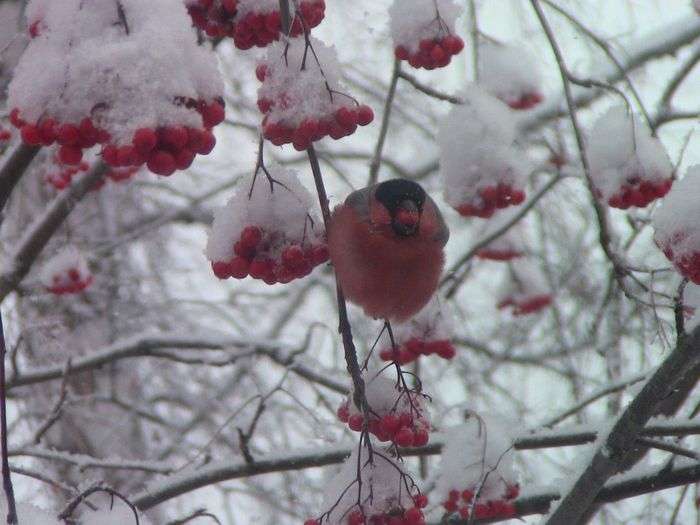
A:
0,312,16,524
368,59,401,185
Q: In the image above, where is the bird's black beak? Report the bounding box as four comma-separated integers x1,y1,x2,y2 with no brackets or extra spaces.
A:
392,200,420,237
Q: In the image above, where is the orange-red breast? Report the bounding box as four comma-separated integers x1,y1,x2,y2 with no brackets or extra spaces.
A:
328,179,449,322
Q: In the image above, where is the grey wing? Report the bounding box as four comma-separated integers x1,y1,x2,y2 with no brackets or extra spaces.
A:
427,195,450,246
344,185,374,221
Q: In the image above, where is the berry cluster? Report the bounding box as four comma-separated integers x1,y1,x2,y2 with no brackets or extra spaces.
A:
497,294,552,316
11,99,223,177
187,0,325,48
47,270,93,296
42,248,93,296
211,225,329,284
658,234,700,284
442,484,519,520
379,338,456,365
506,92,543,110
257,37,374,150
395,35,464,70
305,499,428,525
598,177,673,210
102,99,224,176
476,247,523,261
337,401,430,448
0,127,11,142
261,103,374,150
46,160,90,191
456,184,526,218
11,110,108,166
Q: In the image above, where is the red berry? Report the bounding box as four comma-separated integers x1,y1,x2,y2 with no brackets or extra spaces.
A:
442,35,464,55
20,125,42,145
133,128,158,154
195,130,216,154
348,414,364,431
282,244,305,269
394,427,415,447
413,428,429,447
212,261,232,279
335,107,357,128
58,145,83,165
147,151,177,176
240,226,262,249
414,494,428,509
57,124,80,146
380,414,401,436
229,257,250,279
356,105,374,126
201,100,226,128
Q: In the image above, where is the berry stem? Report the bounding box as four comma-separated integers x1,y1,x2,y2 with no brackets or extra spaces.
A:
278,0,292,35
307,145,369,416
0,312,17,524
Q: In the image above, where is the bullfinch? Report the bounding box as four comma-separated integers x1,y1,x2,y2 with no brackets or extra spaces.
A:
328,178,449,322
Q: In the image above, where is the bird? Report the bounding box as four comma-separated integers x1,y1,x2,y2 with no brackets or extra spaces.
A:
327,178,449,322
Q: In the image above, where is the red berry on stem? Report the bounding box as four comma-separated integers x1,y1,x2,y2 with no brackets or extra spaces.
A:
147,151,176,176
59,145,83,165
133,128,158,154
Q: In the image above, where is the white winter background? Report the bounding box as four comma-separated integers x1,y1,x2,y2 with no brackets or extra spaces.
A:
2,0,700,524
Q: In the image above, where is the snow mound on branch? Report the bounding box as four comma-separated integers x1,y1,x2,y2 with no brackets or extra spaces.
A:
588,105,672,202
388,0,462,53
321,446,420,524
257,36,345,128
438,86,529,215
390,298,454,345
378,298,456,362
236,0,280,17
436,417,518,503
206,165,324,263
10,0,223,145
480,43,542,109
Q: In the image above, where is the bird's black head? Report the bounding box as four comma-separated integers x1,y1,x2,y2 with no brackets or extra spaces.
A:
375,179,427,237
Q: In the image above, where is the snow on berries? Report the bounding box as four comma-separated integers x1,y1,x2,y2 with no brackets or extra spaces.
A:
9,0,224,178
589,106,673,209
206,165,328,285
306,446,427,525
496,261,552,316
439,86,528,218
186,0,326,47
476,210,526,261
480,43,543,110
378,299,456,364
257,37,374,150
337,371,431,448
653,166,700,284
389,0,464,70
41,246,93,295
437,417,519,521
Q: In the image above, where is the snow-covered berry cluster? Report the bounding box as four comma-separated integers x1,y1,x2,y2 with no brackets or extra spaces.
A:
206,165,328,285
306,447,427,525
589,106,673,209
439,87,528,218
41,246,92,295
257,37,374,150
480,43,543,110
654,166,700,284
496,262,552,316
337,373,430,447
476,211,526,261
378,300,456,364
9,0,224,177
437,418,519,521
186,0,325,47
389,0,464,70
